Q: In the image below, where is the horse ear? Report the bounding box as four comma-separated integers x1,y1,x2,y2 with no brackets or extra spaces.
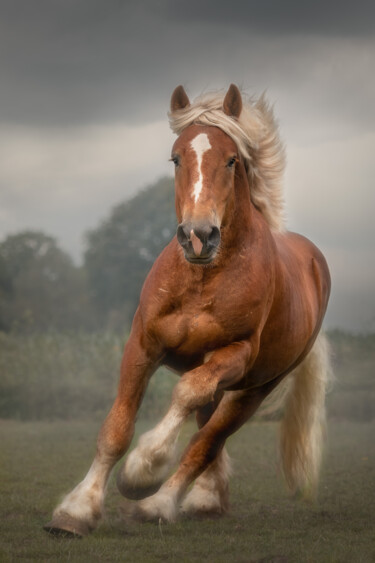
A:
170,85,190,112
223,84,242,118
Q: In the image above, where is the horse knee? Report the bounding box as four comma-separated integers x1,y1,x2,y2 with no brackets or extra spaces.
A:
173,372,216,411
97,418,135,461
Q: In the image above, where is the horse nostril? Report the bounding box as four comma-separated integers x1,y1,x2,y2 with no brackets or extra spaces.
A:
207,226,220,248
177,222,220,259
176,224,190,246
192,224,220,247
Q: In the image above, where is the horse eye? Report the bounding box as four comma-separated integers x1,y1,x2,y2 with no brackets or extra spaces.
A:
170,155,180,167
227,157,237,168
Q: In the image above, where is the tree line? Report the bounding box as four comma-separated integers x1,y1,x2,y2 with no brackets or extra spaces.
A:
2,175,375,422
0,177,176,332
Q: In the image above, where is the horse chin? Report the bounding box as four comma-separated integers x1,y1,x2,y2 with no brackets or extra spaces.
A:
184,252,217,265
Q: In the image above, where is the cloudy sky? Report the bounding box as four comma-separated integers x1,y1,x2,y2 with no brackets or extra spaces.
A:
0,0,374,331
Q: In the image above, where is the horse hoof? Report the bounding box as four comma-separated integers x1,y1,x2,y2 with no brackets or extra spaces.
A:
119,500,154,523
119,498,175,524
43,512,92,538
117,477,163,500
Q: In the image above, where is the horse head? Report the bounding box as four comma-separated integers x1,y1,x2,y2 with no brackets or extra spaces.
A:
170,84,243,264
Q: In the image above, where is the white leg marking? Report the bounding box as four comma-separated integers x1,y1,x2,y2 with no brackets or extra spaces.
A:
123,404,185,489
190,133,211,203
133,481,180,522
53,457,111,527
181,447,232,515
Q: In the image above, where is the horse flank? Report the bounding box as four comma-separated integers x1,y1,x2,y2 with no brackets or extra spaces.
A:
168,90,286,232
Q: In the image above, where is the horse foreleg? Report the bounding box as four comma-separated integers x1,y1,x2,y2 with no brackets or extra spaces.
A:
117,400,184,500
117,340,253,502
44,315,159,537
180,447,232,517
180,400,231,517
122,340,262,522
129,387,265,522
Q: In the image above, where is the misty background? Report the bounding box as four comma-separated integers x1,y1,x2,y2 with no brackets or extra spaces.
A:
0,0,374,332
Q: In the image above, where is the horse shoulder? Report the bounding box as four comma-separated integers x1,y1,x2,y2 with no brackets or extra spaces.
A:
138,238,182,318
136,239,200,349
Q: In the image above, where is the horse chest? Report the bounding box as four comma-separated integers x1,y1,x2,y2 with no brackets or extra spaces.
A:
148,256,267,357
157,308,219,351
155,293,255,356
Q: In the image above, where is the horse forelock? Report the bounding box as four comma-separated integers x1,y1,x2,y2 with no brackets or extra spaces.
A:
168,90,286,232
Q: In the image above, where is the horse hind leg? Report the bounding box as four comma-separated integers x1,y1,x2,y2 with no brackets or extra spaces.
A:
181,332,332,519
180,447,231,517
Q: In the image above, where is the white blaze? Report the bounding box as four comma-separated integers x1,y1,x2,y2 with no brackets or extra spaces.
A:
190,133,211,203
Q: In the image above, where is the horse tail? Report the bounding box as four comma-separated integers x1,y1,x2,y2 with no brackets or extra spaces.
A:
279,332,333,500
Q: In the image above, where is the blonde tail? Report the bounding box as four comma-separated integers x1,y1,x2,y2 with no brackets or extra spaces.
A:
279,332,332,500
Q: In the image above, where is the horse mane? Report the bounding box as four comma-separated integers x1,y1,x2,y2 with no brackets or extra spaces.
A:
168,90,286,232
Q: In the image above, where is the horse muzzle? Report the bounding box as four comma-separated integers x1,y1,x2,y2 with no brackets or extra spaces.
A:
176,222,221,264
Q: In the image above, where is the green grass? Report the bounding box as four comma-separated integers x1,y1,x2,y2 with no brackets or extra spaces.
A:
0,330,374,560
0,418,374,562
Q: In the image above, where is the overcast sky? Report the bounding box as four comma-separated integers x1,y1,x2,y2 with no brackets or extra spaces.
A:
0,0,374,331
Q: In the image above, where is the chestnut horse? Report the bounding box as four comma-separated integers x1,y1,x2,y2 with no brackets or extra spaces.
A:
45,85,331,537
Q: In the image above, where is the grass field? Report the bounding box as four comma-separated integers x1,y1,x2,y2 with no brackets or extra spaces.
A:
1,417,374,562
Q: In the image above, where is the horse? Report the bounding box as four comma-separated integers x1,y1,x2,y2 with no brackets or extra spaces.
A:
44,84,331,537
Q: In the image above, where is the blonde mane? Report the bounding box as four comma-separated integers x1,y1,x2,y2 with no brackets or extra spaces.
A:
168,90,286,232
